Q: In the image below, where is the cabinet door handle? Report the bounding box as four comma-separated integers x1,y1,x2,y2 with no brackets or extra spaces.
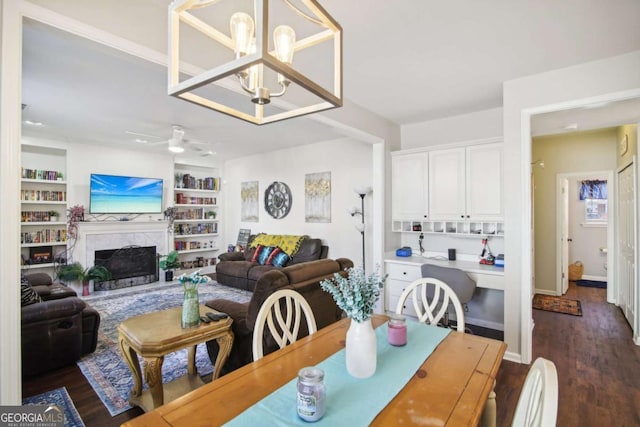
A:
402,272,407,275
466,215,470,219
423,214,427,218
461,215,464,219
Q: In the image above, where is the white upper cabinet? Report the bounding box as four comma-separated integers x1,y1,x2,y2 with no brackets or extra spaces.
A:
466,143,503,220
392,152,429,220
428,148,466,220
429,142,503,221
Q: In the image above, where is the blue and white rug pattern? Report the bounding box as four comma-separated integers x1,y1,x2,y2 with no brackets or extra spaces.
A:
78,282,251,416
23,386,85,427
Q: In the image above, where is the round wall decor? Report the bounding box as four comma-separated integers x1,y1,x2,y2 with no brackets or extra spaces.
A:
264,181,292,219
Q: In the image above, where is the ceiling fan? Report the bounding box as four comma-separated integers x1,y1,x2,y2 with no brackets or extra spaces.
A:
125,125,216,156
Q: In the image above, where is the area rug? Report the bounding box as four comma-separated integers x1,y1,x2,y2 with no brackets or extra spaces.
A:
576,279,607,289
23,386,85,427
79,281,252,416
532,294,583,316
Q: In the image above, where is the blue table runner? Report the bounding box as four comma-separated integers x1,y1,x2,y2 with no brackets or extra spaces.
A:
224,320,451,426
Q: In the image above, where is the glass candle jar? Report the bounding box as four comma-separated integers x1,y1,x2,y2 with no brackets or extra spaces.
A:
297,367,326,422
387,314,407,346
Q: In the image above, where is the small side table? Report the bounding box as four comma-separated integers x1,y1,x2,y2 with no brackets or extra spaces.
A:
117,305,233,412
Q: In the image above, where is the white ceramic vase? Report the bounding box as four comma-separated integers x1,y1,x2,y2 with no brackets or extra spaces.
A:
345,317,377,378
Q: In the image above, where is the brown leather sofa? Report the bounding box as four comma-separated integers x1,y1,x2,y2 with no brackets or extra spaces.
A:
21,273,100,377
206,257,353,375
216,235,328,291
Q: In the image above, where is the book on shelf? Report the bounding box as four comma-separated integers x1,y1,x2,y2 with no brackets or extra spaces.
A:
21,168,64,181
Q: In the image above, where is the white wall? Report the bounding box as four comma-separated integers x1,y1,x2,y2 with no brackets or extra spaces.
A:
401,107,503,149
223,137,373,270
504,49,640,362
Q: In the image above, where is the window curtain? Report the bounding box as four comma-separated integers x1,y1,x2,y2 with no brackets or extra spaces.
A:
579,180,607,200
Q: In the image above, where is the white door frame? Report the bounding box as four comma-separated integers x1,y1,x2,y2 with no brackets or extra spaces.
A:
555,171,615,302
557,177,570,295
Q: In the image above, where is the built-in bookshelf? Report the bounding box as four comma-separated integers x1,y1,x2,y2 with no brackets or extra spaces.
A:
172,163,221,274
20,145,68,272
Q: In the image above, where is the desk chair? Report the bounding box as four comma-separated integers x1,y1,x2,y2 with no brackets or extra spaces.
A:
395,278,466,332
512,357,558,427
421,264,477,331
252,289,317,361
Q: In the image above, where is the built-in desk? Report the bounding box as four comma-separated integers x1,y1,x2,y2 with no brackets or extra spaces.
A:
384,252,504,330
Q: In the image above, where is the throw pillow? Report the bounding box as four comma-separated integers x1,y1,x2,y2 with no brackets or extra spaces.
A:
266,247,282,265
271,250,290,267
257,246,275,265
250,245,264,263
21,283,42,306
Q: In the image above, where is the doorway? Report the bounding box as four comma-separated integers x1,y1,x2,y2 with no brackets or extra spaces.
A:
556,171,614,297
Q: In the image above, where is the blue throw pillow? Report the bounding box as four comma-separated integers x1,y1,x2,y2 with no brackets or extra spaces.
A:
271,251,290,267
257,246,275,265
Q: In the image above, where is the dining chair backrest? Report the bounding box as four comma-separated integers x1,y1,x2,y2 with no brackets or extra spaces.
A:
394,278,466,332
511,357,558,427
252,289,317,361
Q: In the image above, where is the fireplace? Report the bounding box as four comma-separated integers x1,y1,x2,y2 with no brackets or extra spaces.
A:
71,221,169,295
94,245,159,291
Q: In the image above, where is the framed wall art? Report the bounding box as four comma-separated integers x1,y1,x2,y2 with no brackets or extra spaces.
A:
240,181,259,222
305,171,331,223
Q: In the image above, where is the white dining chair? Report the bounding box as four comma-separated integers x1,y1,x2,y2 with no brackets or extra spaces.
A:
252,289,317,361
394,278,466,332
511,357,558,427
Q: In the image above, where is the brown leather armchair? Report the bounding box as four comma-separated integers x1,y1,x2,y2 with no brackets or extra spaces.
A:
205,258,353,375
21,273,100,377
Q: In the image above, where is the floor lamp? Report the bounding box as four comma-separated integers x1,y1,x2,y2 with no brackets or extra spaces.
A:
351,186,371,272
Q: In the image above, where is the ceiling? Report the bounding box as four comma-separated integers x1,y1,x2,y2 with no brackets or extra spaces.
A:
21,1,640,160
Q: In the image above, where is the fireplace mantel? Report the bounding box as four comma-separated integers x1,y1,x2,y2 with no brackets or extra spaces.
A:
76,221,170,234
71,221,170,294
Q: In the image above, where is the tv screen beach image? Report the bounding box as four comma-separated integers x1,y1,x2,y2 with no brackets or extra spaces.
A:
90,174,163,214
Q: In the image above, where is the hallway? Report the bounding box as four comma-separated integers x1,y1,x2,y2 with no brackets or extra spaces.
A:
496,282,640,426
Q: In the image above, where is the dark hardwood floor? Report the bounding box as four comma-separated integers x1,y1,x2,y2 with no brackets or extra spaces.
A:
22,281,640,426
495,282,640,426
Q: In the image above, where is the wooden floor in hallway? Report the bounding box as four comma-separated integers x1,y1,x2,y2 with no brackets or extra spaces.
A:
495,281,640,426
22,281,639,426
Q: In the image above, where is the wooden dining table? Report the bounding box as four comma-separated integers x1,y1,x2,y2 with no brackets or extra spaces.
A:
122,315,507,427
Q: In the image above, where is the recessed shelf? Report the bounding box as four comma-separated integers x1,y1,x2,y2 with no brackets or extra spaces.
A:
174,233,219,239
177,248,220,254
21,242,67,247
392,219,504,237
21,179,67,185
21,221,67,226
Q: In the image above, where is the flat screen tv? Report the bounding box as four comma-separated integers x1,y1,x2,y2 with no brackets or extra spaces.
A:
90,174,163,214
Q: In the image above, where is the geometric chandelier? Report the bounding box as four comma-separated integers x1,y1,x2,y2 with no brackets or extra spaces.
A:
168,0,343,125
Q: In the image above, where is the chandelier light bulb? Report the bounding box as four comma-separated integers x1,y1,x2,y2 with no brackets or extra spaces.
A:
230,12,255,58
246,39,259,91
273,25,296,64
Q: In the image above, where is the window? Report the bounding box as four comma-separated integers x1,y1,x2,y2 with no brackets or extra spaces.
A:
580,180,607,224
585,199,607,223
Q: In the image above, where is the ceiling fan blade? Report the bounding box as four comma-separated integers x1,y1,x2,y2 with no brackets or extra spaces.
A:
124,130,164,140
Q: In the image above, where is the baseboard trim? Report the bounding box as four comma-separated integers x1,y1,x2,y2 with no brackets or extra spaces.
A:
581,274,607,282
465,316,504,331
504,350,523,364
534,288,557,296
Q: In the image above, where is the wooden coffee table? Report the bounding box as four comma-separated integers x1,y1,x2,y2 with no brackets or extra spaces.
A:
117,305,233,412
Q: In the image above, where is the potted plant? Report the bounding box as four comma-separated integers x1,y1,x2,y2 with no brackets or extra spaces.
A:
57,171,64,181
47,210,59,222
56,262,112,296
67,204,85,239
159,250,181,281
321,267,387,378
206,210,217,219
